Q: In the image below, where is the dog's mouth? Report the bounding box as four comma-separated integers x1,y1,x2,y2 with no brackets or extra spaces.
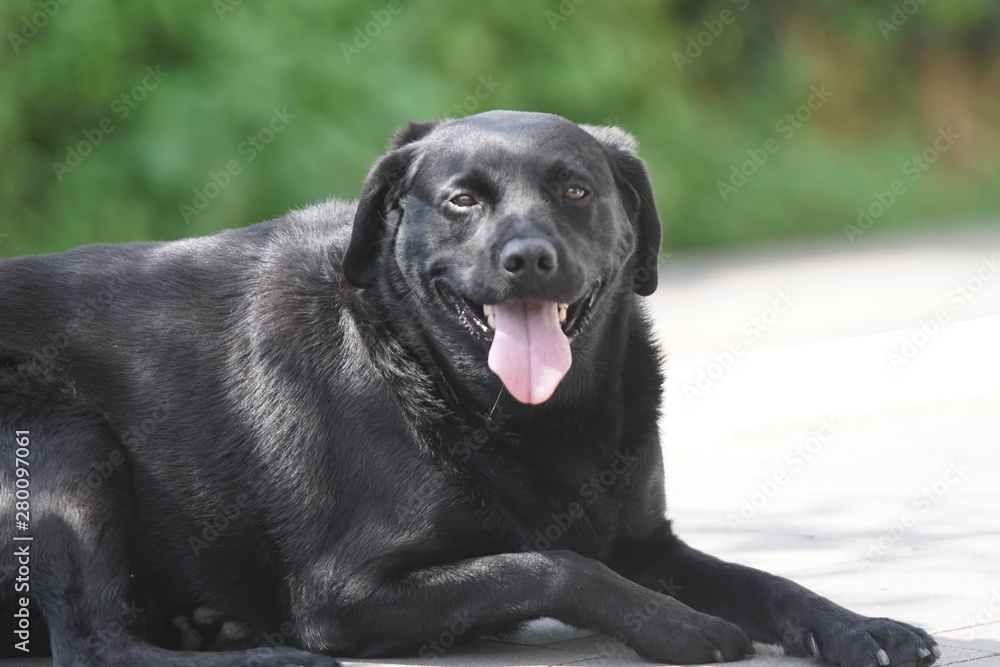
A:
438,283,600,405
439,285,600,344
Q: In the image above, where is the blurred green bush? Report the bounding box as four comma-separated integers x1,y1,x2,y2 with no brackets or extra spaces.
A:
1,0,998,258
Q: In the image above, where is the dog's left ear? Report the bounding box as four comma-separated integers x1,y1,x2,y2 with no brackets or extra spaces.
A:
581,125,662,296
343,119,446,288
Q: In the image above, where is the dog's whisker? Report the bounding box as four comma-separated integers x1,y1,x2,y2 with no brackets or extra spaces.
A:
386,284,419,318
487,388,504,424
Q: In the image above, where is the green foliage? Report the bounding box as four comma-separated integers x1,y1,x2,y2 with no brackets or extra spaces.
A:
1,0,998,258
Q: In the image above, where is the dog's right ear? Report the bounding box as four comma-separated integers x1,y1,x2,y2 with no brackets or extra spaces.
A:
343,120,446,288
580,124,662,297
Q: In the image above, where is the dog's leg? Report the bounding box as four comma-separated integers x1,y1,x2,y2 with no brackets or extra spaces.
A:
296,549,753,663
613,528,940,667
0,365,338,667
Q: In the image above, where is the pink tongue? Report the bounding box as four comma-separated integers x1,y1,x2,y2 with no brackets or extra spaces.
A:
488,300,572,405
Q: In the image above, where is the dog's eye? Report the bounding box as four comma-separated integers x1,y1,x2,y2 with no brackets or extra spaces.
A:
450,194,478,207
563,186,587,201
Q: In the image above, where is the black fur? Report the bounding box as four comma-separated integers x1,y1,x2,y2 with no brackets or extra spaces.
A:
1,111,937,666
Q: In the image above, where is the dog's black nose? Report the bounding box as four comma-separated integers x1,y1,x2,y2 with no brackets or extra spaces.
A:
500,238,558,280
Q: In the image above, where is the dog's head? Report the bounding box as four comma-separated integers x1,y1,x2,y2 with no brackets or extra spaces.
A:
344,110,661,406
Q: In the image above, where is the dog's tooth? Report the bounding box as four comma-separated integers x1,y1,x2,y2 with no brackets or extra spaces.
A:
487,314,496,329
483,304,494,316
558,304,568,323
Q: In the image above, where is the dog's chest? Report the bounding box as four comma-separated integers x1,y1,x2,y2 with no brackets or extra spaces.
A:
456,441,631,559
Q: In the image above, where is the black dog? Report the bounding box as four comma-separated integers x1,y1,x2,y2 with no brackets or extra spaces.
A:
1,111,938,666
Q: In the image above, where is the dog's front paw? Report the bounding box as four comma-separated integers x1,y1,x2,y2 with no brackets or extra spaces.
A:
786,617,940,667
624,598,754,664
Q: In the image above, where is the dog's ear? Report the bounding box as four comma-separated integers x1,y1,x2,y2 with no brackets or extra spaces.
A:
387,119,444,150
343,119,447,288
581,125,662,296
